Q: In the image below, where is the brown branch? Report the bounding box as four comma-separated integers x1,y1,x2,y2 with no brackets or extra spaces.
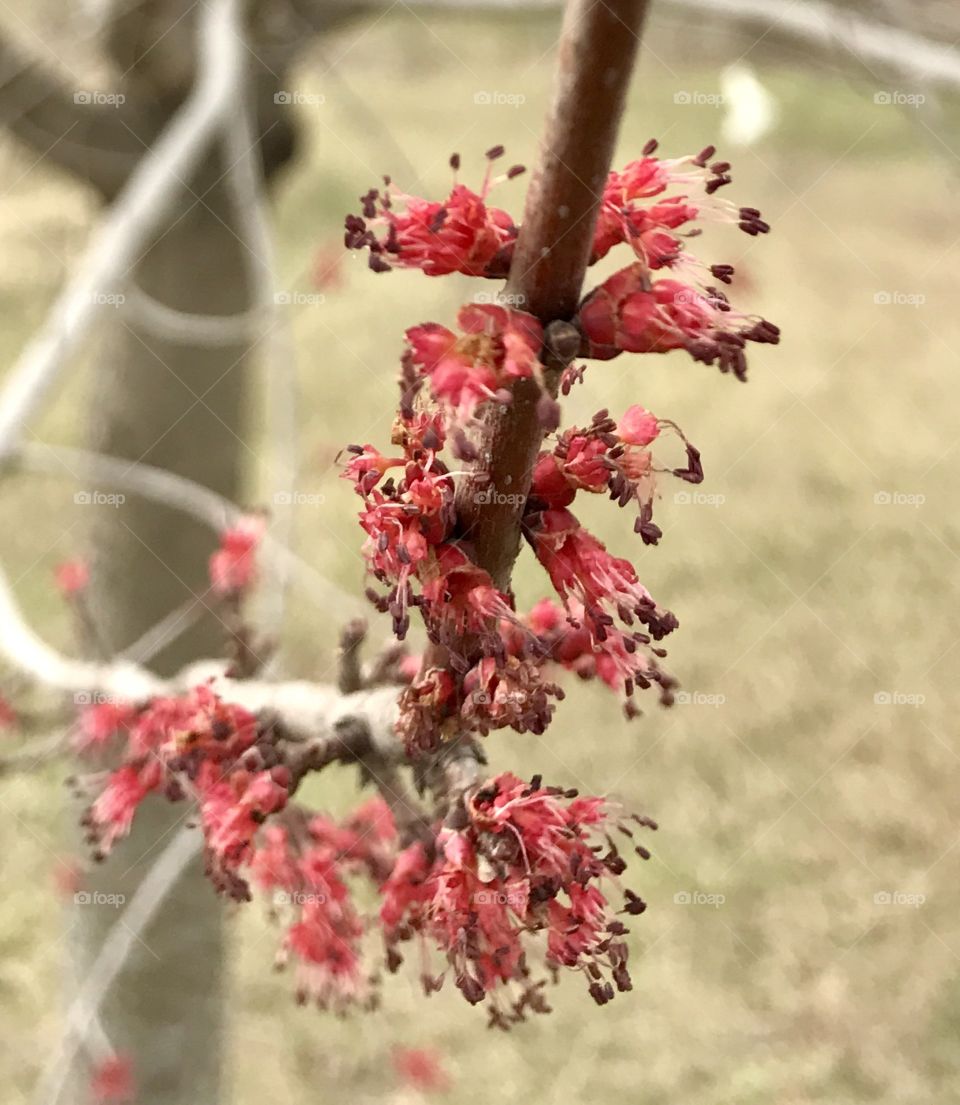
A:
453,0,649,591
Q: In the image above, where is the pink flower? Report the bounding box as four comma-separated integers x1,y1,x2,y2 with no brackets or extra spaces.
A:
127,684,256,762
86,764,154,856
406,303,544,424
527,508,672,635
524,509,678,709
200,767,289,887
396,668,457,755
460,654,561,737
248,806,397,1010
379,773,653,1019
80,686,261,866
530,407,689,548
90,1055,135,1103
55,558,89,597
345,148,522,277
591,144,767,266
72,702,136,756
380,841,432,932
579,265,779,376
392,1046,452,1093
420,544,521,659
209,514,265,597
617,404,660,447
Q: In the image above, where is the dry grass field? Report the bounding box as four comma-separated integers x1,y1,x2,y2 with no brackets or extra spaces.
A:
1,9,958,1104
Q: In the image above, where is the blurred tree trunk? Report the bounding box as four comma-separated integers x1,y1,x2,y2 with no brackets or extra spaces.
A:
66,10,298,1102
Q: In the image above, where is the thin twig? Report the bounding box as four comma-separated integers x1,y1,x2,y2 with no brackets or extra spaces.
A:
0,557,401,751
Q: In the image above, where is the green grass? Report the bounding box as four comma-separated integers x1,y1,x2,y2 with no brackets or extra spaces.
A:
2,9,959,1104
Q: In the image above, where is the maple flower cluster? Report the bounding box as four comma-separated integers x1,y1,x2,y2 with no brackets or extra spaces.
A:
380,772,655,1024
57,139,778,1032
74,682,293,899
343,142,777,750
73,524,290,902
250,799,397,1010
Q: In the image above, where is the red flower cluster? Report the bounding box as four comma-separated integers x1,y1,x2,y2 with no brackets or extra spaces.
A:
379,772,654,1025
250,799,396,1010
342,413,562,750
63,138,778,1033
209,514,265,598
591,141,767,265
349,142,779,379
342,141,780,747
55,558,90,597
77,683,295,899
90,1055,135,1103
530,404,701,545
405,302,545,428
580,142,779,374
578,266,779,377
345,147,522,277
392,1046,452,1093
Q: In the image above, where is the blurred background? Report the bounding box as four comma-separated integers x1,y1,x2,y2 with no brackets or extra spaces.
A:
0,1,957,1102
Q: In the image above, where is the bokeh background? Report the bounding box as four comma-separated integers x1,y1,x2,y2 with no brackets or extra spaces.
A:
1,2,958,1103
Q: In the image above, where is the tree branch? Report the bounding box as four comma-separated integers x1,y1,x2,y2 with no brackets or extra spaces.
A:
454,0,648,590
0,558,401,753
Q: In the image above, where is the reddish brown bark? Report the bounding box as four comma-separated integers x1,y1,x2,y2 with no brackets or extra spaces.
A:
454,0,649,592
